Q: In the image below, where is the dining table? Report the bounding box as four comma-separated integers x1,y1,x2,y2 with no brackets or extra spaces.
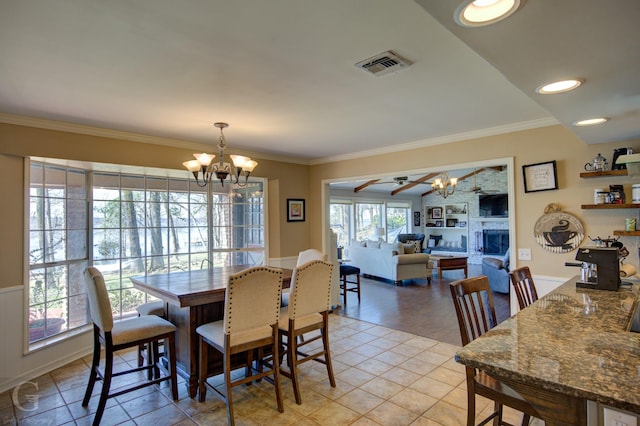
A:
455,276,640,424
131,265,292,398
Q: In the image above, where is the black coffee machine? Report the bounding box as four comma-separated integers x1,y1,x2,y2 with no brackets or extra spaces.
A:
575,247,620,291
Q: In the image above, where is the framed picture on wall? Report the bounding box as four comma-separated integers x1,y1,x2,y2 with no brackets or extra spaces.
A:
431,207,443,219
413,211,421,227
287,199,305,222
523,160,558,193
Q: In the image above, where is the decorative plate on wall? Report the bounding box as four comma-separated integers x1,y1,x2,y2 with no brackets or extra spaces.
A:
534,204,584,253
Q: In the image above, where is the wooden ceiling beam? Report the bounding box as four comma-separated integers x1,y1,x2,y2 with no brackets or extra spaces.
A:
354,179,380,193
391,173,438,196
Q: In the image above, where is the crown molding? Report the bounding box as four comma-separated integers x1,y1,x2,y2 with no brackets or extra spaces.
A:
0,113,310,165
309,117,559,165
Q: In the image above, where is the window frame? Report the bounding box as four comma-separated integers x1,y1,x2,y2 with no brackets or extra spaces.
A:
25,157,267,351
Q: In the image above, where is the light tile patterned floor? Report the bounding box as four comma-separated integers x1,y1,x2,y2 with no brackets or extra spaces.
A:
0,315,538,425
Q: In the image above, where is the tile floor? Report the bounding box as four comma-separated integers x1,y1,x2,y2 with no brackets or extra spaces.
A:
0,314,540,426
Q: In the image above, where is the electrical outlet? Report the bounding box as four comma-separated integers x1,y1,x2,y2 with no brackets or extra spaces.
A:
517,248,531,261
604,407,638,426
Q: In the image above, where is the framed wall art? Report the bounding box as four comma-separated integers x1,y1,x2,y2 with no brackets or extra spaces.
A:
431,207,443,219
287,199,305,222
523,160,558,193
413,211,421,227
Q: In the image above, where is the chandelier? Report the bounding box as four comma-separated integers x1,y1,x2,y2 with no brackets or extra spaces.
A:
431,172,457,198
183,122,258,187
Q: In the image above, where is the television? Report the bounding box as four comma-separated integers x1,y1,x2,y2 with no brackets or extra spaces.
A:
479,193,508,218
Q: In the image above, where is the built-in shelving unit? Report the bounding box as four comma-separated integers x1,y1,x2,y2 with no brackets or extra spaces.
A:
424,203,468,252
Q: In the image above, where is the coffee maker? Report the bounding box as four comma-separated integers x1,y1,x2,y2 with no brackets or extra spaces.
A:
575,247,620,291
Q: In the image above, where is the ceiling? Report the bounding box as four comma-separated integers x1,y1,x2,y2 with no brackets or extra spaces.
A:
329,167,505,197
0,0,638,162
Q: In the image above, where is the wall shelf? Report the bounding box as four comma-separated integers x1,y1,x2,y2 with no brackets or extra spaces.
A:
580,170,628,178
581,203,640,209
613,230,640,236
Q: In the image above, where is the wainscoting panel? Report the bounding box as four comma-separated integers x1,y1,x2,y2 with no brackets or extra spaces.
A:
509,274,570,314
0,285,92,394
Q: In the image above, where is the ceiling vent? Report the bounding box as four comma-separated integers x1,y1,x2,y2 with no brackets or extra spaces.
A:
355,51,412,76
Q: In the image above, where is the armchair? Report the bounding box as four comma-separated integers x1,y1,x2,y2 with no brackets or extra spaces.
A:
481,249,510,294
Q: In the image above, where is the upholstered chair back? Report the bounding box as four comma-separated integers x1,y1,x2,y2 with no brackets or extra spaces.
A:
223,267,283,336
288,260,333,320
296,248,327,266
84,267,114,333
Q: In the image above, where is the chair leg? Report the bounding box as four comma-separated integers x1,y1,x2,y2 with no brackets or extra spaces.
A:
138,343,145,368
342,275,347,306
356,274,361,303
93,349,113,426
494,402,503,426
321,314,336,388
271,327,284,413
82,328,101,407
223,348,235,426
152,341,161,379
466,379,475,426
167,336,178,400
198,337,208,402
288,331,302,405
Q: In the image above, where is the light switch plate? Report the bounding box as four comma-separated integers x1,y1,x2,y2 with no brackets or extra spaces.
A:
604,407,638,426
517,248,531,261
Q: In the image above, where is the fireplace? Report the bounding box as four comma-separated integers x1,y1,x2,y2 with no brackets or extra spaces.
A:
483,230,509,256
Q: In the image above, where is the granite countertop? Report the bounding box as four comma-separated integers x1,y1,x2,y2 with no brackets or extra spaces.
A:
455,276,640,414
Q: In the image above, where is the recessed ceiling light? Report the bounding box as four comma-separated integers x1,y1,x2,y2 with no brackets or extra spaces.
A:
536,79,584,94
573,118,609,126
454,0,524,27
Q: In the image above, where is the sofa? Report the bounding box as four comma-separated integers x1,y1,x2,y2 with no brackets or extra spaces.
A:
347,239,434,285
481,249,510,293
397,233,426,252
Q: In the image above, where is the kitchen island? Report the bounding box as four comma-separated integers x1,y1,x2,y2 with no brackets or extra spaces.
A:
455,276,640,424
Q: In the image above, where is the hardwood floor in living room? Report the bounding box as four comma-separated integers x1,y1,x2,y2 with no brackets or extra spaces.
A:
336,264,511,346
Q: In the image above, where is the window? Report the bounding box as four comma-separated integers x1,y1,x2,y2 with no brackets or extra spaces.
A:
28,163,89,343
355,202,383,240
330,201,352,248
28,160,265,345
331,199,412,244
386,201,411,242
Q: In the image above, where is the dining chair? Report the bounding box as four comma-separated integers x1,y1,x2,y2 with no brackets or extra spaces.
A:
449,276,537,426
136,300,166,378
196,266,284,426
509,266,539,310
282,248,327,306
83,267,178,426
278,259,335,404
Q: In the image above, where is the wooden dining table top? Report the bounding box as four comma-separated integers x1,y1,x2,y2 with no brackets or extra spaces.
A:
130,265,292,308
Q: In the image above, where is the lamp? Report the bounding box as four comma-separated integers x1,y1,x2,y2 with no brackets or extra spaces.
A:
183,122,258,187
375,227,386,240
432,172,457,199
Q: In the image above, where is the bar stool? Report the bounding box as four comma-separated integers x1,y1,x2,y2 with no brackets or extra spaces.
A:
136,301,166,378
339,264,361,305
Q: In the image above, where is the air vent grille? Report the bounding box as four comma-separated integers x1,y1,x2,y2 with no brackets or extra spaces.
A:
355,51,412,76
